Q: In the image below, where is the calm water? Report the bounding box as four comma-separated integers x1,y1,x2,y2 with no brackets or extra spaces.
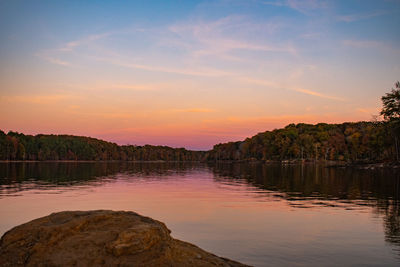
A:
0,162,399,266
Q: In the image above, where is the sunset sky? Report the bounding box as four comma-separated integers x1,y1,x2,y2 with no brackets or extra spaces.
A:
1,0,399,150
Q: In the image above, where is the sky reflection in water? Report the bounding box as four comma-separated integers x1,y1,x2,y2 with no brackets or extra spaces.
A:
0,162,399,266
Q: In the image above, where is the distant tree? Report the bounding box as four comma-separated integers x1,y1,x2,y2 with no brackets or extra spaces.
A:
17,143,26,160
381,81,400,161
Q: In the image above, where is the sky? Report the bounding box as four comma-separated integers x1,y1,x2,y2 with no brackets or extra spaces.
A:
0,0,399,150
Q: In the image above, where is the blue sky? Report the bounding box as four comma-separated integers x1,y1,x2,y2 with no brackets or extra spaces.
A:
0,0,399,149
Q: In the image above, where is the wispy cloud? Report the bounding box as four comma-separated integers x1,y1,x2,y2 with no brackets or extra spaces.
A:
94,57,234,77
65,107,134,119
300,32,322,39
343,39,384,48
36,30,128,66
356,107,380,115
45,57,71,66
100,112,133,119
58,33,111,52
342,39,400,54
35,54,71,67
263,0,330,14
55,82,183,93
238,77,345,101
337,10,387,22
167,15,297,60
287,0,330,12
0,94,76,104
172,108,215,113
108,84,160,91
56,27,151,53
238,77,280,88
292,88,345,101
37,15,296,72
262,1,286,7
192,38,297,57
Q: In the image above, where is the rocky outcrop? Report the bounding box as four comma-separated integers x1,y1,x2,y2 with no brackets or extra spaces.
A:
0,210,248,267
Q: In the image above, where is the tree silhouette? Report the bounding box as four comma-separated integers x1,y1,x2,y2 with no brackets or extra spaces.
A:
381,81,400,121
381,81,400,161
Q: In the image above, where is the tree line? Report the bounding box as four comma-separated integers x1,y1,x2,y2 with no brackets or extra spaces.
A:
207,81,400,163
0,131,204,161
1,81,399,163
0,122,395,163
206,121,391,162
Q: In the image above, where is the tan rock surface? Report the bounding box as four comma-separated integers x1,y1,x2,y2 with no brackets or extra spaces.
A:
0,210,249,267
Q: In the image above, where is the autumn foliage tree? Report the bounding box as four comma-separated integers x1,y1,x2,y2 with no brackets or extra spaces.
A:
1,82,399,163
381,81,400,161
0,131,205,161
207,122,391,162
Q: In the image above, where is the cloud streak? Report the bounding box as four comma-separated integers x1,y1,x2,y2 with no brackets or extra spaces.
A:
263,0,330,14
59,33,111,52
238,77,345,101
342,39,400,54
172,108,215,113
35,53,72,67
167,15,297,60
0,94,77,104
94,57,235,77
45,57,71,66
337,11,387,22
292,88,345,101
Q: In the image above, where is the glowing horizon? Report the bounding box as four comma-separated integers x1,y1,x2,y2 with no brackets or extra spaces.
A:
1,0,399,150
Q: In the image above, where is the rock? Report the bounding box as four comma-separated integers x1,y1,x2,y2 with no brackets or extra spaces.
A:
0,210,248,267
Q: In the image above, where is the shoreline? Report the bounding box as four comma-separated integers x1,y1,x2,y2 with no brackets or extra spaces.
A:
0,160,202,163
1,159,399,169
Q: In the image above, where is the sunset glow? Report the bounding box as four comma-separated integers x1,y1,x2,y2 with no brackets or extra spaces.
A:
1,0,399,149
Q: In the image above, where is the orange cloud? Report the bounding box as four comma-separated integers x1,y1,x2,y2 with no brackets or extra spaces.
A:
172,108,215,113
0,94,76,104
292,88,346,101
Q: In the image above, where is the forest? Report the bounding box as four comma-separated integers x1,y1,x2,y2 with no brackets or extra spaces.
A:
0,131,203,161
0,121,396,163
207,121,392,162
208,82,400,163
1,82,399,163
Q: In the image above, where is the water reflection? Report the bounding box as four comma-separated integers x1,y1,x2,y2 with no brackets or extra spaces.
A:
210,162,400,258
0,162,399,264
210,163,400,201
0,162,198,195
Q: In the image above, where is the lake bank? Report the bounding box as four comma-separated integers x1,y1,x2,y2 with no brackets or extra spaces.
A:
2,159,399,170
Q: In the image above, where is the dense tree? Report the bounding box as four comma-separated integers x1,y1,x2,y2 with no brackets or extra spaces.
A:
381,81,400,121
0,122,396,163
2,82,399,163
0,132,205,161
381,81,400,161
207,122,393,163
207,82,400,163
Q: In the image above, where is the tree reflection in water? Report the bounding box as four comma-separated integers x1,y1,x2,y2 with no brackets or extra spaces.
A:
210,162,400,257
0,162,399,257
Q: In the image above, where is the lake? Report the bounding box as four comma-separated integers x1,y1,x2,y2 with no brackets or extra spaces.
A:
0,162,399,266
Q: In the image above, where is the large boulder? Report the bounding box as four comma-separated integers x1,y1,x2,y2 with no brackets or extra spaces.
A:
0,210,248,267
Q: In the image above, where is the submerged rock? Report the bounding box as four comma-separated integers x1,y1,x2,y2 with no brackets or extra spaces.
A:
0,210,248,267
